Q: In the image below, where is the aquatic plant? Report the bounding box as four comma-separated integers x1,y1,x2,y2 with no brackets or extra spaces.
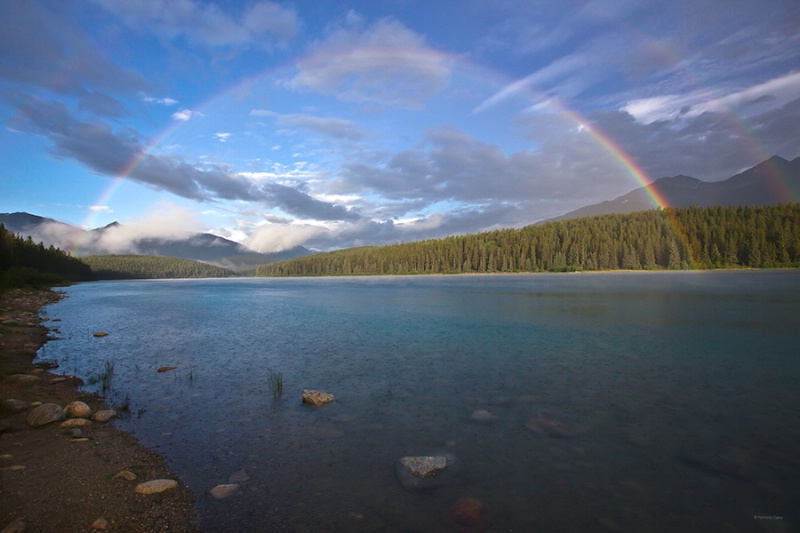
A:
100,359,115,394
268,369,283,399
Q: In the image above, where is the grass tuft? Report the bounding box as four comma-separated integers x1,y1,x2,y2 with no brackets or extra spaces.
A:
267,368,283,399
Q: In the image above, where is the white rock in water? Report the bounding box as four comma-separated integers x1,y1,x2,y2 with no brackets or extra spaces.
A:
395,454,459,492
209,483,240,499
65,401,92,419
26,403,65,427
92,409,117,423
302,389,335,406
134,479,178,494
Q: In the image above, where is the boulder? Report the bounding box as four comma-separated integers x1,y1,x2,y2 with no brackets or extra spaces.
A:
65,401,92,419
209,483,240,499
302,389,335,406
26,403,65,427
92,410,117,423
134,479,178,494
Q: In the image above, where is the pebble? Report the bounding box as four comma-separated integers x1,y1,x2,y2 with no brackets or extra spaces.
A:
0,454,12,460
91,517,109,530
135,479,179,494
2,465,26,471
93,331,109,337
228,469,250,484
5,374,41,385
2,399,27,412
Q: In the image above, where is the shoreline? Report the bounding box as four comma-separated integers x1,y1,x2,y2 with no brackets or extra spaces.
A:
0,287,201,533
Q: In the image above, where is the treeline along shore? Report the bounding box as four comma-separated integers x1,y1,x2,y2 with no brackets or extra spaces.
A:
257,204,800,277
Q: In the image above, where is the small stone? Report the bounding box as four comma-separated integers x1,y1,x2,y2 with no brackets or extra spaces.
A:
93,331,109,337
91,517,109,530
92,410,117,423
114,470,137,481
65,401,92,419
69,429,83,438
209,483,240,499
69,437,90,442
60,418,92,428
2,399,27,413
134,479,178,494
157,366,177,373
5,374,41,385
3,464,26,471
49,377,68,384
302,389,335,406
26,403,65,427
0,454,12,460
29,401,43,407
399,456,448,478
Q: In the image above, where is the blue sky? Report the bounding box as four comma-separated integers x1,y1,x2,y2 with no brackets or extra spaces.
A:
1,0,799,253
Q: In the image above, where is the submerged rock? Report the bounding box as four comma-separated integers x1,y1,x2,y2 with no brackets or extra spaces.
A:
65,401,92,419
449,497,490,528
228,469,250,484
302,389,335,406
134,479,178,494
209,483,240,499
526,412,571,438
470,409,497,423
157,366,177,373
26,403,65,427
395,454,458,492
93,331,109,337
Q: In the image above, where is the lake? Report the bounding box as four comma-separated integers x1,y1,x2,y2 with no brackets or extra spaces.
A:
37,271,800,532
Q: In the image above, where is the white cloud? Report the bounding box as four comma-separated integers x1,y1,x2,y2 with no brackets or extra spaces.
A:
142,95,179,106
172,108,203,121
624,71,800,124
89,205,113,213
289,15,452,109
215,132,232,142
246,221,328,253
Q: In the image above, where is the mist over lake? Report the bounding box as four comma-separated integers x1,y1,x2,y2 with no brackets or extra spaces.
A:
38,271,800,532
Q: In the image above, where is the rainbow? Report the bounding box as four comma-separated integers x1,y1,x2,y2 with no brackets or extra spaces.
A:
71,44,793,262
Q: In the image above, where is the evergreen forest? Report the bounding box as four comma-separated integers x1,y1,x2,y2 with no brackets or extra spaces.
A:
1,224,94,288
80,255,237,279
257,204,800,277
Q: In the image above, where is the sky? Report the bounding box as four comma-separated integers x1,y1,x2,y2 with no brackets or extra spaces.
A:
1,0,799,253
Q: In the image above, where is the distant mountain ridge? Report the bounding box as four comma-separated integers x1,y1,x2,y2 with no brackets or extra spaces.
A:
0,212,312,269
547,155,800,221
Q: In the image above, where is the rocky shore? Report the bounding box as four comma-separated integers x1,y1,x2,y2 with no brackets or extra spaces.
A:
0,288,200,533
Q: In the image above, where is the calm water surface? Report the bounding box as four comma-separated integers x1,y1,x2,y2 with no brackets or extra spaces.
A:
38,271,800,532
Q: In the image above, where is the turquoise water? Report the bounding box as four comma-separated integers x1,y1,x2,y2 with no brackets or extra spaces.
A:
38,271,800,532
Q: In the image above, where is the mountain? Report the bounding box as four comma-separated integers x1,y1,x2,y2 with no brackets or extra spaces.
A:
548,156,800,222
0,212,312,268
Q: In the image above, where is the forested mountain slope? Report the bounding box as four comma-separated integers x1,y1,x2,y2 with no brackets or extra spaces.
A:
257,204,800,276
